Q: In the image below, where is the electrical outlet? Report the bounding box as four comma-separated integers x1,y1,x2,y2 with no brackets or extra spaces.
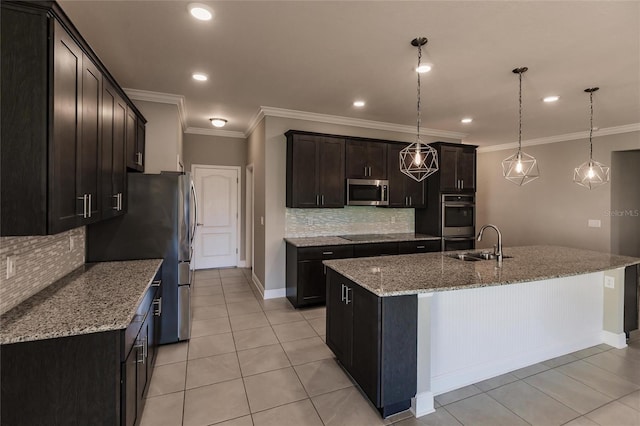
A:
604,276,615,289
260,216,264,226
6,256,16,279
588,219,601,228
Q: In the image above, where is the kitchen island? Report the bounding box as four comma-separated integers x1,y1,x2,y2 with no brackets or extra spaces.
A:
323,246,640,418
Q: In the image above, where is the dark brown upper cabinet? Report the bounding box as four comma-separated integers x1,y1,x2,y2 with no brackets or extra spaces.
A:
346,139,387,179
386,143,426,208
431,142,477,193
126,107,146,172
0,1,145,236
286,131,345,208
101,80,128,219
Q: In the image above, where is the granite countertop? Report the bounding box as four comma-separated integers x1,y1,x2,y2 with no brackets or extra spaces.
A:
285,233,441,247
323,245,640,297
0,259,163,345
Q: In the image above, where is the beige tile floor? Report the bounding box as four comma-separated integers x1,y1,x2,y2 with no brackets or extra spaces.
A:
140,268,640,426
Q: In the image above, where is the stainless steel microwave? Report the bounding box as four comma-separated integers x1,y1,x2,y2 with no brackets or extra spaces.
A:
346,179,389,206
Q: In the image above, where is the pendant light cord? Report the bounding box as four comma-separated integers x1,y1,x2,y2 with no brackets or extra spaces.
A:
518,70,522,153
416,43,422,141
589,90,594,161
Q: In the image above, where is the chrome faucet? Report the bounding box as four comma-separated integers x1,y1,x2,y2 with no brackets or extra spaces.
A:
477,224,503,265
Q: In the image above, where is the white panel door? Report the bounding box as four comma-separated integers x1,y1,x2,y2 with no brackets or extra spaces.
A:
193,166,239,269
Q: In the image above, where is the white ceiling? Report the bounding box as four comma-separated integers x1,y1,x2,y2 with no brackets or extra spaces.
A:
59,0,639,146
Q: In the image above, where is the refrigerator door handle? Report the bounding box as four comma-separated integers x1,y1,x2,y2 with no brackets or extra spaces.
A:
190,180,198,247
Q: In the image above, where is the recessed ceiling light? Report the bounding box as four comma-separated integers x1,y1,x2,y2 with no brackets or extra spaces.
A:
192,73,208,81
210,118,227,127
543,95,560,103
415,64,432,73
188,3,213,21
353,100,365,107
461,118,473,124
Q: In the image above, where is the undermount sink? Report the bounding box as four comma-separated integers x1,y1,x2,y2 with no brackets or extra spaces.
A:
447,251,513,262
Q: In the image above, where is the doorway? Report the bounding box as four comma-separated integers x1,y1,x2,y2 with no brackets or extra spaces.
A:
192,165,241,269
611,150,640,257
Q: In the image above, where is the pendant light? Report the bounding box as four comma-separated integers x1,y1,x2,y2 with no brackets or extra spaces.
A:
502,67,540,186
573,87,610,189
400,37,438,182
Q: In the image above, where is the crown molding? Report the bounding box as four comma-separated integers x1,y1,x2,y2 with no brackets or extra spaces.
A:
123,88,188,132
185,127,246,139
245,108,266,138
252,106,468,140
477,123,640,153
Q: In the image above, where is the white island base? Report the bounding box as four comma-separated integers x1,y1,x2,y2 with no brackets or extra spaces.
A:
411,268,628,418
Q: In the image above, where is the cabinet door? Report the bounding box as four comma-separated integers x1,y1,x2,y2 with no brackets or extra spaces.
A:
366,141,387,180
122,348,138,426
326,272,352,365
298,260,325,305
404,177,426,207
386,144,408,207
398,240,440,254
50,21,81,233
318,137,345,207
350,284,381,405
438,146,459,192
137,319,149,403
136,119,145,172
100,82,127,218
125,107,138,170
457,149,476,191
346,140,369,178
290,135,320,207
78,55,101,223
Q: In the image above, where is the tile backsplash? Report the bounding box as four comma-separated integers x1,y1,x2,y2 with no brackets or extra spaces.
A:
0,227,85,315
285,207,414,237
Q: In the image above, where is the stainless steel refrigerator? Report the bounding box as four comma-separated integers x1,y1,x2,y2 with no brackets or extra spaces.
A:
86,171,196,344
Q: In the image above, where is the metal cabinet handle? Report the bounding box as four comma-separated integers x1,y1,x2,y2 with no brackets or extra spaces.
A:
316,195,320,206
345,287,352,304
409,196,412,206
341,284,346,302
119,193,123,210
151,280,161,287
461,180,464,190
134,337,146,364
77,194,89,218
153,297,162,316
417,245,425,249
322,251,334,255
112,194,119,210
321,195,324,205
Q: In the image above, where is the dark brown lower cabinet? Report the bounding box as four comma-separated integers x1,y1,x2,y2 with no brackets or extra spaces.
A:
286,244,354,308
0,277,162,426
326,268,417,418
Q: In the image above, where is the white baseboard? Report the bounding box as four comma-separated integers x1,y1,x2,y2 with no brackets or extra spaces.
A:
237,260,247,268
411,392,435,418
601,330,627,349
264,288,286,299
251,272,265,298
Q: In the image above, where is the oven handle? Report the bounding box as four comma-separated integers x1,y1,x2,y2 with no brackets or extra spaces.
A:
443,202,475,207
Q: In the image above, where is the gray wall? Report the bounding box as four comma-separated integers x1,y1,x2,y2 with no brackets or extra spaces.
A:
183,133,248,262
135,100,182,173
611,150,640,257
247,120,266,287
476,131,640,252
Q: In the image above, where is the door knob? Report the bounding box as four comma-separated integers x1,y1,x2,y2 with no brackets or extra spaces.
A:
196,223,204,226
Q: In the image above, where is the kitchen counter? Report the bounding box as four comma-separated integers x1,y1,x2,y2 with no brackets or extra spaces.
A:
0,259,162,344
284,232,440,247
323,245,640,296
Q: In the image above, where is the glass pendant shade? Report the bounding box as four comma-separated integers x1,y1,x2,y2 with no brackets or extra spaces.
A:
400,139,438,182
400,37,439,182
502,150,540,186
503,67,539,186
574,160,610,189
573,87,609,190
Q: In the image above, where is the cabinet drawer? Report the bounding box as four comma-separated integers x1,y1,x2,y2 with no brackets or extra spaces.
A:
398,240,440,254
353,242,398,257
123,283,160,361
298,245,354,261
